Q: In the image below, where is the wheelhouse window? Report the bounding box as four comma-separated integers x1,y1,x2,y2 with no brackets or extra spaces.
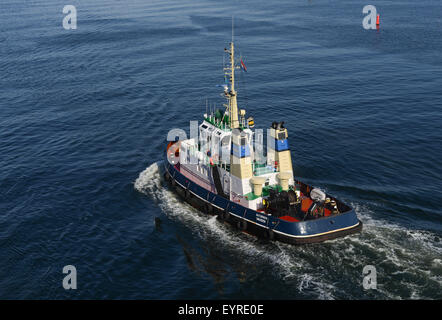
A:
221,136,230,147
278,132,287,140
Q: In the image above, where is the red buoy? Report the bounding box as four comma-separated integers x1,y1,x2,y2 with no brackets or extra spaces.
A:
376,14,380,26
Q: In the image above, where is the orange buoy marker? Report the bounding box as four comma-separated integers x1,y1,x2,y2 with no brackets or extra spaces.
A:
376,14,380,26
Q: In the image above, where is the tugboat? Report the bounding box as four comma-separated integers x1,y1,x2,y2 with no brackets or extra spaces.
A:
164,38,362,244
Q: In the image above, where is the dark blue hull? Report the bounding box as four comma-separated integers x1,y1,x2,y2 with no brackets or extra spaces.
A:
164,162,362,244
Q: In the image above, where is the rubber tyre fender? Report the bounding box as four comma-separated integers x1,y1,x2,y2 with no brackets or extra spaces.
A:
206,203,213,214
221,209,229,221
264,229,274,240
202,203,212,214
185,189,190,199
237,219,247,231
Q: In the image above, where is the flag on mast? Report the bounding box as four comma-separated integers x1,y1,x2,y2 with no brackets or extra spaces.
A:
240,58,247,72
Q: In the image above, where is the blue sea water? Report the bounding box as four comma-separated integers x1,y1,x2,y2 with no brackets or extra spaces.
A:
0,0,441,299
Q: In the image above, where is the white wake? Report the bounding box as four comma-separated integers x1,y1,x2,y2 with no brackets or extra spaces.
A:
135,161,442,299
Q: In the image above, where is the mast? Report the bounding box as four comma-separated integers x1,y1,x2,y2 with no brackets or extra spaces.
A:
229,41,239,129
222,18,239,129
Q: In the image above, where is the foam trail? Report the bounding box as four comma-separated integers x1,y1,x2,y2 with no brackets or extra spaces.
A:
134,161,339,298
135,161,442,299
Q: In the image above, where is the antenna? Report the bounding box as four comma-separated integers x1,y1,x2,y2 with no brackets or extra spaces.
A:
232,16,234,43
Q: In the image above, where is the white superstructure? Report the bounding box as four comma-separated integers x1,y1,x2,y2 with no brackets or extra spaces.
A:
178,39,295,211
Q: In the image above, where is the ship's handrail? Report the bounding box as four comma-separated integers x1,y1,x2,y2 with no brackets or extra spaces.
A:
294,178,352,214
